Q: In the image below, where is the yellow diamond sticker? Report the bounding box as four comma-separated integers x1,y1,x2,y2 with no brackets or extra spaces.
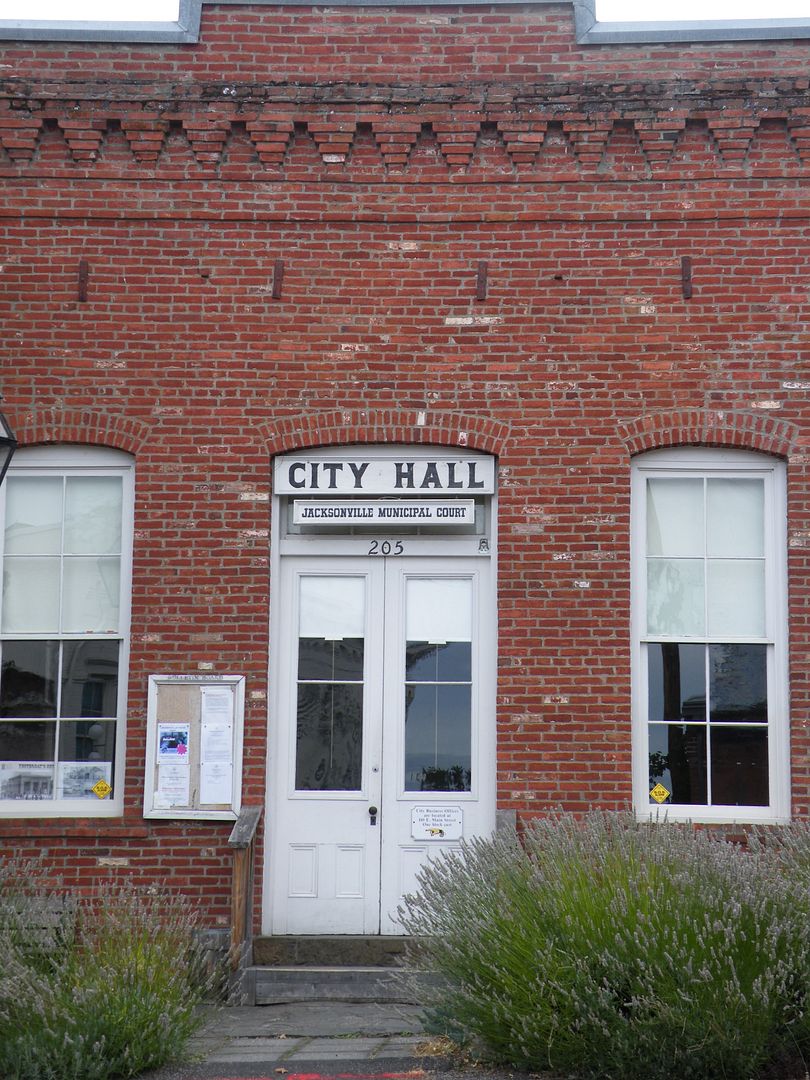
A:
649,783,670,804
92,779,112,800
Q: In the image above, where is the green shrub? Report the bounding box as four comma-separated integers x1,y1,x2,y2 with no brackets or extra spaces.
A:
0,857,219,1080
398,812,810,1080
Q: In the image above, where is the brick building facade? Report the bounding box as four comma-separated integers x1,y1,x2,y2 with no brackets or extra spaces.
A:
1,2,809,939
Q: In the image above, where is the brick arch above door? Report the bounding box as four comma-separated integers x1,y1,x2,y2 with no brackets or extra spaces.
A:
259,409,510,458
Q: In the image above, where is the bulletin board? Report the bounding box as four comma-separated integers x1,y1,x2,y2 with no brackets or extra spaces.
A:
143,674,245,820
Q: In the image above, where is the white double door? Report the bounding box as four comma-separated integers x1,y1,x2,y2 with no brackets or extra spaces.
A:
267,555,495,935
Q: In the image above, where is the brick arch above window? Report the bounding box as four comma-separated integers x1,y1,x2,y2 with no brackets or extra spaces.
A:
9,409,152,456
618,409,800,460
260,409,510,457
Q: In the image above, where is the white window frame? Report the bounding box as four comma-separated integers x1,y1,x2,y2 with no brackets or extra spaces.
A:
631,447,789,823
0,445,133,818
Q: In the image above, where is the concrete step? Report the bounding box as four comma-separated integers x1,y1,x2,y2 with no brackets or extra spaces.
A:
253,935,410,967
249,964,426,1005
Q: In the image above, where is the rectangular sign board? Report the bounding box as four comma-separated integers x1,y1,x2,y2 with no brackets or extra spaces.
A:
275,454,495,495
411,805,464,840
293,500,475,525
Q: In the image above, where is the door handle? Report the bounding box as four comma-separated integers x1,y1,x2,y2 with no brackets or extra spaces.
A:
368,806,378,826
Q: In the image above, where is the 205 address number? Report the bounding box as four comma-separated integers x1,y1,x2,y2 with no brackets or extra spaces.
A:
368,540,405,556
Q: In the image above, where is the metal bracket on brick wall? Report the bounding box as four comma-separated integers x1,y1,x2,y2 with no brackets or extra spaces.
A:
78,260,89,303
476,261,489,302
272,259,284,301
681,257,693,300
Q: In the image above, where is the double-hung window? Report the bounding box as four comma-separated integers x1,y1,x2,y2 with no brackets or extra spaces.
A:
632,448,788,822
0,446,133,816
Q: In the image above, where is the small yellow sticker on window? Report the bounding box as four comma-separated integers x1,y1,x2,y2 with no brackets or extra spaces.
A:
92,779,112,800
649,783,670,804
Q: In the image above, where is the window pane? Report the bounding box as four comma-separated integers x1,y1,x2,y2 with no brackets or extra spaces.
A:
3,477,63,555
0,761,54,800
406,579,472,643
295,683,363,791
646,478,703,557
1,557,61,633
299,576,365,639
0,720,56,761
707,561,765,638
648,723,707,804
0,641,58,718
404,683,472,791
707,479,764,558
62,557,120,633
709,644,767,723
64,477,123,555
59,719,116,763
298,638,364,681
711,728,768,806
647,559,705,637
648,643,705,722
60,640,119,718
406,641,472,683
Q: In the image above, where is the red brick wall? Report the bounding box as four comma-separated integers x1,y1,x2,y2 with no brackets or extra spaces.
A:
1,3,809,928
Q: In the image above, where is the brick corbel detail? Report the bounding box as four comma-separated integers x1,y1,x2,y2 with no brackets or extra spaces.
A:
496,116,548,166
306,120,358,163
371,120,422,169
618,409,800,458
244,114,294,168
9,409,152,456
259,409,509,458
0,103,41,162
432,120,484,169
706,115,759,164
57,118,107,163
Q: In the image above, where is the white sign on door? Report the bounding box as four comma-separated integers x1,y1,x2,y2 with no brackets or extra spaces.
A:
411,805,464,841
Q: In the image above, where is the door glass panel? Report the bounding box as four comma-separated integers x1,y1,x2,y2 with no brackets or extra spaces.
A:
404,683,471,791
296,684,363,790
405,641,471,682
300,575,365,638
405,578,472,642
404,578,473,792
295,576,365,792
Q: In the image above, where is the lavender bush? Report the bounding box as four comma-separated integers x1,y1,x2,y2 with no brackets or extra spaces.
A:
0,857,217,1080
399,812,810,1080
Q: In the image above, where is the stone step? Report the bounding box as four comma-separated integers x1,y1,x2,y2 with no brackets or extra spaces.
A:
253,935,410,968
249,964,426,1005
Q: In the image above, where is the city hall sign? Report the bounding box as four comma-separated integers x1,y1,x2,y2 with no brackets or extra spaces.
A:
274,453,496,495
